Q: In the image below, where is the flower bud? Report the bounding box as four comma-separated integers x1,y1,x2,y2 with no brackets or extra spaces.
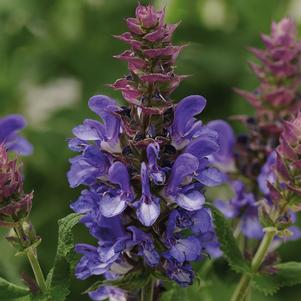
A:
112,4,186,111
135,4,164,29
275,113,301,196
236,18,301,123
0,145,32,227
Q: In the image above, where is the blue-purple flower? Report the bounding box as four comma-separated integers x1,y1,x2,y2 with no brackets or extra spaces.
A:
0,115,32,155
88,286,126,301
135,162,160,226
170,95,206,149
68,4,225,297
69,92,222,289
215,181,263,239
207,120,235,166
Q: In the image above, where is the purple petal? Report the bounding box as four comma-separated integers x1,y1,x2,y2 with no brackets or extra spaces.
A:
75,244,109,279
75,243,98,255
172,95,207,145
140,162,151,196
94,216,128,245
166,261,194,287
167,153,199,195
88,95,117,115
127,226,160,266
99,193,127,217
98,239,127,263
68,137,88,152
70,189,98,213
175,190,205,211
287,226,301,241
88,95,121,142
0,115,26,141
214,200,236,219
136,196,160,226
73,119,104,141
68,147,109,187
207,120,235,164
5,135,33,155
127,226,149,242
140,242,160,267
196,167,225,187
169,237,201,263
109,162,131,194
88,286,127,301
67,157,99,188
191,209,212,233
258,152,276,195
185,136,219,159
205,242,222,258
146,143,166,185
241,216,263,239
147,143,160,166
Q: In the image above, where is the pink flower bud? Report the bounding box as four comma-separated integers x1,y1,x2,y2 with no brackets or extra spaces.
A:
135,4,164,29
0,145,32,227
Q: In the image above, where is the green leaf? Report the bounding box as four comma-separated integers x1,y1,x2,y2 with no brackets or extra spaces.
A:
205,204,251,274
84,270,150,293
252,261,301,296
29,293,50,301
0,276,29,299
47,213,81,301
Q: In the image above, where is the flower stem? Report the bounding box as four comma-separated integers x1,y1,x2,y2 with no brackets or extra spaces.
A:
141,277,155,301
26,248,47,293
230,230,276,301
230,274,250,301
14,223,47,293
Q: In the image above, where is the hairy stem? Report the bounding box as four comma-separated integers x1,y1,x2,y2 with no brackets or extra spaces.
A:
14,224,47,293
26,248,47,293
230,230,276,301
141,277,155,301
230,275,250,301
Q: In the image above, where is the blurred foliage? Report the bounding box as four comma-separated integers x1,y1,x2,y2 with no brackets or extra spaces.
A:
1,0,301,300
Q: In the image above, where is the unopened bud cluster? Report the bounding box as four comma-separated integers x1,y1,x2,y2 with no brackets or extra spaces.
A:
0,145,32,227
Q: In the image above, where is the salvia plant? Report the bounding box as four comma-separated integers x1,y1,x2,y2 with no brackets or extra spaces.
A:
1,4,301,301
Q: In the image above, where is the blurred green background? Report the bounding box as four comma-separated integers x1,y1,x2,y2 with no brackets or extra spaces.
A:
1,0,301,300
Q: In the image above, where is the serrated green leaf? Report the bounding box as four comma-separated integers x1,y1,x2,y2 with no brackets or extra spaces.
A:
251,273,279,296
206,204,250,274
252,261,301,296
84,270,150,293
29,293,50,301
47,213,81,301
0,276,30,299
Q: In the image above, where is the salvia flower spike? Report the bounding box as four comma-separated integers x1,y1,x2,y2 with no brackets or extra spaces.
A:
68,4,224,300
111,4,186,111
236,18,301,124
